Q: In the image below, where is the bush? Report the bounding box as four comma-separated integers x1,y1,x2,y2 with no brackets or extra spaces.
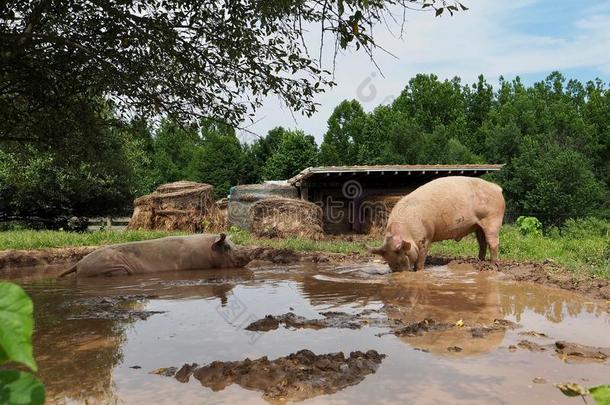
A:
561,217,610,239
516,216,543,236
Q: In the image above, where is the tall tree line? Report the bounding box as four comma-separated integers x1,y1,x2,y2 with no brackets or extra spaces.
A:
1,72,608,227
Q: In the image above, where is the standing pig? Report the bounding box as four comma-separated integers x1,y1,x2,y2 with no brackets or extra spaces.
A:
59,233,251,277
369,176,505,272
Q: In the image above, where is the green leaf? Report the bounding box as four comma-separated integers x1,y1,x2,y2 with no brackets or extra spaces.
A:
0,371,45,405
435,8,444,17
555,383,589,397
590,385,610,405
0,283,37,371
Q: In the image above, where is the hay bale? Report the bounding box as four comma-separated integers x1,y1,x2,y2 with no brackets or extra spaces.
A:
216,198,229,229
228,183,299,230
249,198,324,239
361,195,403,235
127,181,222,232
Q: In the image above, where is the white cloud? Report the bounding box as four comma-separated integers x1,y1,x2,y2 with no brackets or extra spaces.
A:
240,0,610,143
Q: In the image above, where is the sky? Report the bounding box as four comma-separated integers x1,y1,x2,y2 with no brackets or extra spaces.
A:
240,0,610,143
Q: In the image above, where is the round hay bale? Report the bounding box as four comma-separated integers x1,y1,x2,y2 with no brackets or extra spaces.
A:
127,181,222,232
228,183,299,230
215,198,229,229
249,198,324,239
361,195,403,235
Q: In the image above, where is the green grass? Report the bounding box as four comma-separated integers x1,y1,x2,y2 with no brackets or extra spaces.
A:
228,228,370,254
0,222,608,278
0,230,186,250
431,225,609,278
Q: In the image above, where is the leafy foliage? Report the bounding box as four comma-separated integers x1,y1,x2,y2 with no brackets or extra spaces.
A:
0,104,153,227
0,371,45,405
516,216,543,237
1,0,465,144
2,72,609,227
590,385,610,405
555,383,610,405
0,282,45,405
262,130,319,180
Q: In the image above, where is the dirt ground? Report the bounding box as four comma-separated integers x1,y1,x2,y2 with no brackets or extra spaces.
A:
1,244,609,300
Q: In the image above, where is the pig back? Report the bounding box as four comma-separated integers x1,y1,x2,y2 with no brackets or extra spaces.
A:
111,234,219,273
388,177,504,242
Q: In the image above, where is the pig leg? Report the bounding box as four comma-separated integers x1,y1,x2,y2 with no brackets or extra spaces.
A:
102,266,133,276
415,241,429,271
475,228,487,260
480,226,500,262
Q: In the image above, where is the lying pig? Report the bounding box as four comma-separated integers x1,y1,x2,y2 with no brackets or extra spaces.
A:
369,176,505,272
59,233,251,277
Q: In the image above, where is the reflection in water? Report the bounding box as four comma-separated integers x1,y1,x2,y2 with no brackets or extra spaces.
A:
26,269,252,403
11,263,610,404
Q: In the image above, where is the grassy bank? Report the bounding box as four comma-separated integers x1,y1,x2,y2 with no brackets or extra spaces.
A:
0,229,186,250
0,220,608,278
229,224,609,278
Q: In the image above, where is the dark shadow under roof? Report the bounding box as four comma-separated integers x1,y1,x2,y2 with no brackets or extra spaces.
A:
288,164,504,186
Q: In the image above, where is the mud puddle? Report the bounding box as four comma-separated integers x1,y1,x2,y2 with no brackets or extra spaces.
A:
11,262,610,404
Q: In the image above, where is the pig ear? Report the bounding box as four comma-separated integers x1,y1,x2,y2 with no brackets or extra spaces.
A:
394,240,411,253
212,233,227,251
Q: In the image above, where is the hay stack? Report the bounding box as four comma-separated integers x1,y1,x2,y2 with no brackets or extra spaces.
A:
361,195,403,235
249,198,324,239
127,181,222,232
228,182,299,230
215,198,229,230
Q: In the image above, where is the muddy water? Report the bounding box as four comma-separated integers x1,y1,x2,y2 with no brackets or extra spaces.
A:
13,262,610,404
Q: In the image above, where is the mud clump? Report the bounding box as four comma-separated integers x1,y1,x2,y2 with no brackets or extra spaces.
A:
383,318,518,338
391,319,453,337
159,349,385,403
517,340,547,352
555,341,610,362
470,319,519,338
509,339,610,363
245,310,389,332
66,295,166,321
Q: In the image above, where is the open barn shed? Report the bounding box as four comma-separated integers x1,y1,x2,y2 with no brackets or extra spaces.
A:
288,164,504,234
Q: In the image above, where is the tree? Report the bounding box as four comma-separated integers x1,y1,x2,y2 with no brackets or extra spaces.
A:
319,100,366,165
187,121,247,199
356,105,421,164
1,0,466,143
150,119,201,185
262,130,318,180
499,139,606,223
392,74,467,134
246,127,290,183
0,110,150,227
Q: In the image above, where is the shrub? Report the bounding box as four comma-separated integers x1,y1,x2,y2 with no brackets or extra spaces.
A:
561,217,610,239
516,216,543,236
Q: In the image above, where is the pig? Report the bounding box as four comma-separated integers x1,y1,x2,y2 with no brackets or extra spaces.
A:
59,233,251,277
369,176,505,272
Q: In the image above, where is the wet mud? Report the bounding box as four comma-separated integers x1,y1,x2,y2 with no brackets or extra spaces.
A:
245,309,392,332
510,339,610,363
66,294,166,321
158,349,385,403
2,243,609,300
7,259,610,404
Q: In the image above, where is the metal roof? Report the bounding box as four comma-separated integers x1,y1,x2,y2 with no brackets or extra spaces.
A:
288,164,504,186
